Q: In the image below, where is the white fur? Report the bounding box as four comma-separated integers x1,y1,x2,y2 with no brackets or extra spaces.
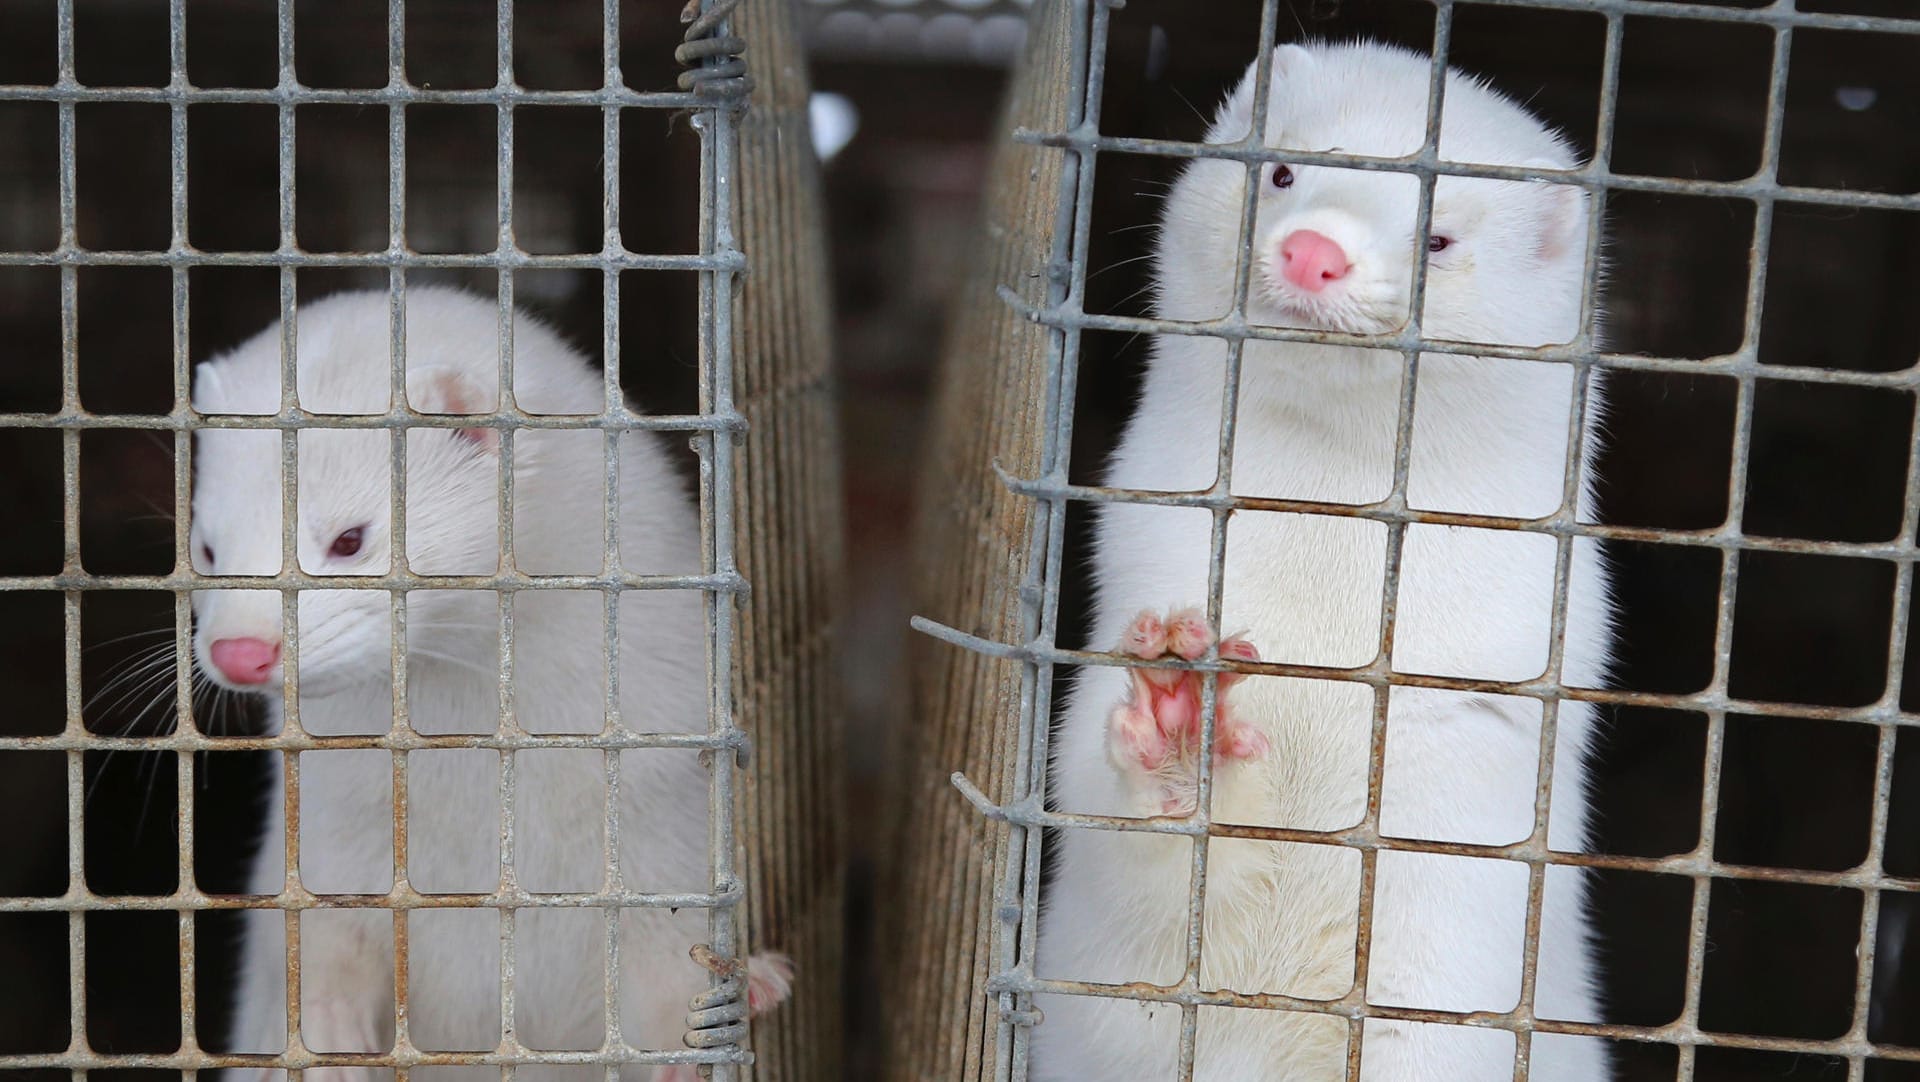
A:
191,287,764,1082
1033,43,1614,1081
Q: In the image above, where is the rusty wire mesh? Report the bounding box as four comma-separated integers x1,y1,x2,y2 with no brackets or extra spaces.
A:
892,1,1920,1080
0,0,845,1078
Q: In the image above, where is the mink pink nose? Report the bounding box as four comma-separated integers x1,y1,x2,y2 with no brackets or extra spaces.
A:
1279,229,1352,292
209,637,281,685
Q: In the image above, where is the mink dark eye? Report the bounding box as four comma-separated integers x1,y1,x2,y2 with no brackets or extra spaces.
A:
328,527,365,559
1268,164,1294,190
198,542,215,566
1427,235,1454,254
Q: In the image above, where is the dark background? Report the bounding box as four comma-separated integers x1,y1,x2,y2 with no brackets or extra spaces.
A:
2,0,1917,1079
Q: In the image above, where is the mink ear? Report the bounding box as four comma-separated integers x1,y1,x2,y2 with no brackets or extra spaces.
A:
190,360,277,416
190,362,219,413
1216,64,1260,142
407,366,497,451
1275,43,1316,73
1219,45,1312,143
1522,157,1588,264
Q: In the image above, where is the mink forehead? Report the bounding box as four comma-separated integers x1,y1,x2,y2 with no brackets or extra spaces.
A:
190,287,520,415
1247,51,1571,167
1264,91,1562,166
191,432,390,530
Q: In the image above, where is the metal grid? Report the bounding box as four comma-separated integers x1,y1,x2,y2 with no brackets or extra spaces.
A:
0,0,761,1077
803,0,1034,65
911,1,1920,1079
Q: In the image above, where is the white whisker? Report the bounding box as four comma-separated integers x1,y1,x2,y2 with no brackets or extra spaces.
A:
399,646,500,680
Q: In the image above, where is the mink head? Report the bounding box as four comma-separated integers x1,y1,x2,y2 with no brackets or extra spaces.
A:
187,288,599,696
1156,41,1595,351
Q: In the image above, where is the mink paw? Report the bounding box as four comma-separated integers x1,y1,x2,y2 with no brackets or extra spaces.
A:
1106,607,1267,817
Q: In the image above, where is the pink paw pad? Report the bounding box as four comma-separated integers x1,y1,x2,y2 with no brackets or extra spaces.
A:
1105,607,1266,815
1163,608,1214,660
1110,698,1168,768
1216,635,1260,690
744,951,794,1016
1120,609,1169,659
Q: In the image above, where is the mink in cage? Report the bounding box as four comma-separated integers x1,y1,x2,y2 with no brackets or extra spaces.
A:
879,2,1920,1081
0,2,846,1079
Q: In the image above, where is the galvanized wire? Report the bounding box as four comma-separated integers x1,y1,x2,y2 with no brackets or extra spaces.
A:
0,0,763,1077
903,1,1919,1080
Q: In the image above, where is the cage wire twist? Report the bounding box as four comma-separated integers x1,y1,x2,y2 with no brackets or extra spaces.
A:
0,0,764,1077
678,0,754,99
906,1,1920,1080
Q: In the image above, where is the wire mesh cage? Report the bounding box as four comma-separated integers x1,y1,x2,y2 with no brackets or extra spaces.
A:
0,0,845,1079
888,1,1920,1080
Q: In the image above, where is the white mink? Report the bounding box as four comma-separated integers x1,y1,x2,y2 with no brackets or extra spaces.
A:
189,287,790,1082
1033,42,1614,1082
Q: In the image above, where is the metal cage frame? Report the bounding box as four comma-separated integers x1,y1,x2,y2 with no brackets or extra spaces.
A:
911,1,1920,1079
0,0,764,1077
